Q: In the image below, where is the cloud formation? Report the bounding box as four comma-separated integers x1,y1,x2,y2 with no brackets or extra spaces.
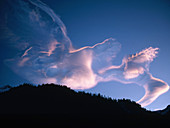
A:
1,0,169,107
98,47,169,107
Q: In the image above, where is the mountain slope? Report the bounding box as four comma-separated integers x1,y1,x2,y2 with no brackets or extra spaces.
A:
156,105,170,116
0,83,169,127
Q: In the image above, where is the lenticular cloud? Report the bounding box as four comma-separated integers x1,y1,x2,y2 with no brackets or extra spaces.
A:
1,0,169,107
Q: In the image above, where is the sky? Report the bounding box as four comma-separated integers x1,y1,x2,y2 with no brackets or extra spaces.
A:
0,0,170,110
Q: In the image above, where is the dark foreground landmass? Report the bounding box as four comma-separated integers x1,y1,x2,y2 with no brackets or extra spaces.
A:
0,83,169,127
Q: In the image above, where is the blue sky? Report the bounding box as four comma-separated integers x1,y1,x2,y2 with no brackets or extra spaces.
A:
43,0,170,110
0,0,170,110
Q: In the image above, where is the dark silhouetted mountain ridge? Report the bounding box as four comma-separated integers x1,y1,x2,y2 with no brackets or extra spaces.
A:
0,83,169,127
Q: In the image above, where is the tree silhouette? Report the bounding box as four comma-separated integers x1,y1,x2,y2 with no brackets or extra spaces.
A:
0,83,169,127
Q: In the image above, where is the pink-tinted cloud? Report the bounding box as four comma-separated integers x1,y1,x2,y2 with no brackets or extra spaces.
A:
137,75,169,107
99,47,169,107
22,47,32,57
40,41,61,56
3,0,169,107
